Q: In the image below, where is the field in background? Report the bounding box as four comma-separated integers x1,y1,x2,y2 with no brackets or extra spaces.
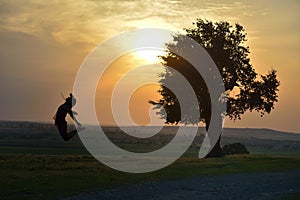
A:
0,121,300,199
0,121,299,156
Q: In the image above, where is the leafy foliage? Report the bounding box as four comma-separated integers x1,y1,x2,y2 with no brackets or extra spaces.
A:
152,19,280,126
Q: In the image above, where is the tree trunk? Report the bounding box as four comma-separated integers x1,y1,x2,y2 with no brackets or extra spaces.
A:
204,121,224,158
205,134,224,158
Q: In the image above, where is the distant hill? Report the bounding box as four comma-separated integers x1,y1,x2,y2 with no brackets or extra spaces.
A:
1,120,299,140
0,120,299,153
223,128,300,141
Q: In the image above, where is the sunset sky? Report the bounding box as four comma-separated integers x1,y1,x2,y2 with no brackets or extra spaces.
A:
0,0,299,133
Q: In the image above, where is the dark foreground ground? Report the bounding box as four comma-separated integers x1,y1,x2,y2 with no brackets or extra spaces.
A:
1,122,299,199
60,171,300,200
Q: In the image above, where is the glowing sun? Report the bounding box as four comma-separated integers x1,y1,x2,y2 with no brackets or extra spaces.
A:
135,49,164,63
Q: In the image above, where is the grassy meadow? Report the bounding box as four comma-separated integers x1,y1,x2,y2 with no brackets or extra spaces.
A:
0,123,300,199
1,151,300,199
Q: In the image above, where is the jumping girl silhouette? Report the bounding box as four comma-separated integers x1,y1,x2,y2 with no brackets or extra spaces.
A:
54,93,82,141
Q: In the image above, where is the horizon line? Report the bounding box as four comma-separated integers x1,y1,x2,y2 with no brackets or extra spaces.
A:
0,120,299,134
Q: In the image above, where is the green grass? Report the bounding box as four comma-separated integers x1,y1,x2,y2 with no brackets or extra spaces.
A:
1,153,300,200
247,147,300,158
0,145,89,155
1,125,299,199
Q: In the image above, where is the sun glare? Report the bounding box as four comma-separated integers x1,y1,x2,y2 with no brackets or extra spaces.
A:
135,49,164,63
132,29,172,63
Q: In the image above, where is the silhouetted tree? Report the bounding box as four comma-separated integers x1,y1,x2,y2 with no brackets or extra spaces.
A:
150,19,280,157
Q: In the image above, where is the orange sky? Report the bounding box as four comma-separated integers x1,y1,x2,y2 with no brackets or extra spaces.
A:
0,0,299,133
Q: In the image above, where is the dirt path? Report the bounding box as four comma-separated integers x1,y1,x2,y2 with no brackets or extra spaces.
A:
59,171,300,200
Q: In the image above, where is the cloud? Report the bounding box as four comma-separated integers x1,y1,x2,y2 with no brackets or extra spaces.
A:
0,0,257,47
0,0,114,47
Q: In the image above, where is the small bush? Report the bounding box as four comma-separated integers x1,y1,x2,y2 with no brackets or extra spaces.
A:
222,143,249,155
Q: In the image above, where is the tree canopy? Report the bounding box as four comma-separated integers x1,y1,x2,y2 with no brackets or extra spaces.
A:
152,19,280,128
